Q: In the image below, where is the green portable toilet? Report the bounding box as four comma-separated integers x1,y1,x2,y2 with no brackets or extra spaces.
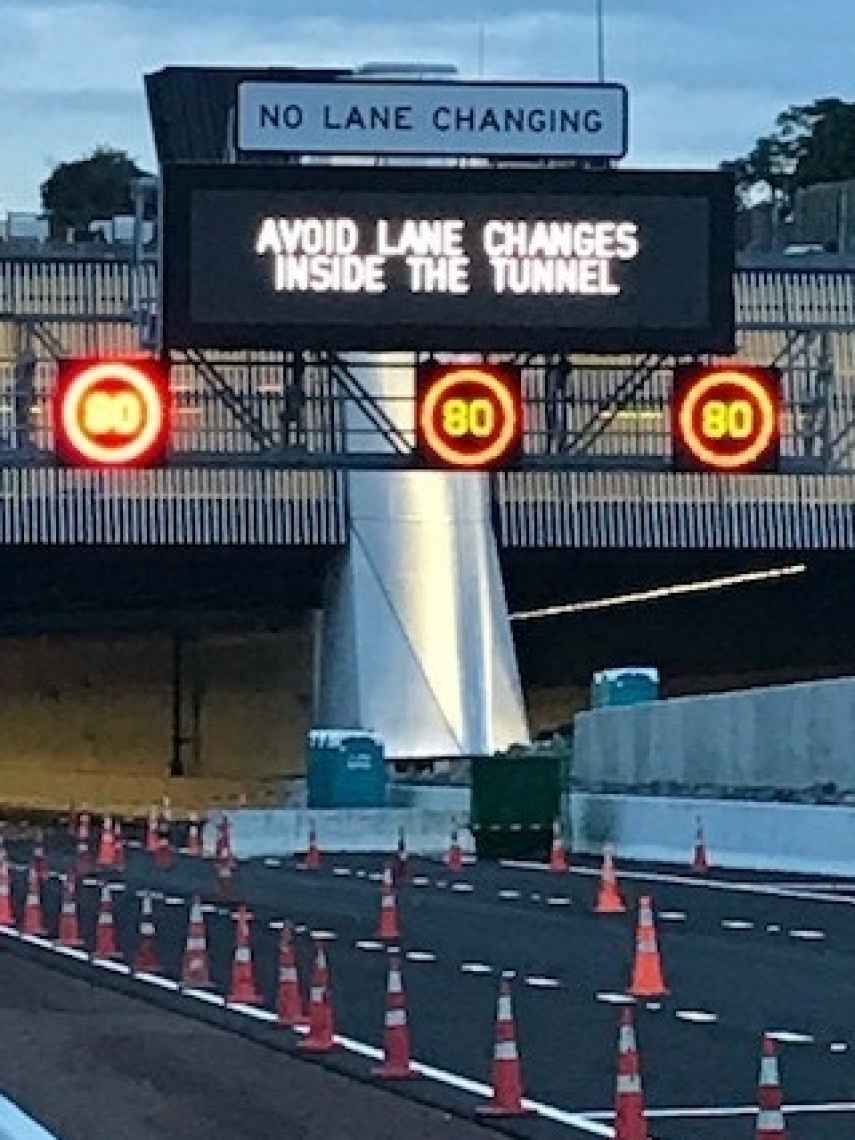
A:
591,668,659,709
306,729,387,809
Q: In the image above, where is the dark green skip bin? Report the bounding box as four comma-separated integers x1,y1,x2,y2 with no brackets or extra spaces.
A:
471,751,569,860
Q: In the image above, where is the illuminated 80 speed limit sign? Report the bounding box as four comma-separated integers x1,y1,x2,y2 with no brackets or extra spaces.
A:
672,363,781,473
54,358,170,468
416,364,523,469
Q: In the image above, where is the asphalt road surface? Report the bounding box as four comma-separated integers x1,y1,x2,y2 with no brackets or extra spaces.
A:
1,827,854,1139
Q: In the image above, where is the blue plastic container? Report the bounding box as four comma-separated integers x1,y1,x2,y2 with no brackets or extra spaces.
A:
306,729,387,809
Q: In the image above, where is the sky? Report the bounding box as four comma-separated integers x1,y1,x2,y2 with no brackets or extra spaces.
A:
1,0,854,212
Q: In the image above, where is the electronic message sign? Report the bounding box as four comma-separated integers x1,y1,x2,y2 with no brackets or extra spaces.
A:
672,363,781,473
54,358,170,468
416,363,523,469
161,164,734,354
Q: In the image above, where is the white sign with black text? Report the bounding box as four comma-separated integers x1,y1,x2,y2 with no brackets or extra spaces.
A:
236,80,628,158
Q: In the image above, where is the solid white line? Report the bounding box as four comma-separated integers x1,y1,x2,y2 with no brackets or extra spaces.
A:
0,1094,61,1139
501,860,855,907
583,1102,855,1120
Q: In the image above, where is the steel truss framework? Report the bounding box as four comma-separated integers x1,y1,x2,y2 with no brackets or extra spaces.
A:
2,259,855,475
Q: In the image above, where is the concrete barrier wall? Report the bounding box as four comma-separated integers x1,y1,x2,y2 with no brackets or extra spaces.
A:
569,792,855,875
218,806,474,859
574,674,855,791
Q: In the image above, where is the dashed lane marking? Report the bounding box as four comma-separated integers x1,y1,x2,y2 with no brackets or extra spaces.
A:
546,896,572,906
766,924,782,933
831,1043,848,1053
263,858,281,868
499,890,521,900
460,962,492,974
269,921,285,931
184,988,225,1005
412,876,430,887
450,883,474,892
332,867,352,876
721,919,754,930
92,958,130,974
405,951,437,963
659,911,687,921
583,1102,855,1121
766,1030,815,1044
596,992,635,1005
525,976,561,988
789,929,827,940
675,1010,718,1024
355,940,385,951
434,880,449,889
310,930,337,941
165,896,185,905
136,973,179,990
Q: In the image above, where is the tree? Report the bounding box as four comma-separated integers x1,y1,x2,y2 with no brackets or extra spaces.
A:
722,98,855,216
40,146,153,238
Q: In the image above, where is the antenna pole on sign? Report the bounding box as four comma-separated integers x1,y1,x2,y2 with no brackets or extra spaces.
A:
596,0,606,82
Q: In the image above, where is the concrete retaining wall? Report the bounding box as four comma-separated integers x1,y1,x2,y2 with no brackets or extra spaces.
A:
214,806,474,859
569,792,855,875
574,674,855,792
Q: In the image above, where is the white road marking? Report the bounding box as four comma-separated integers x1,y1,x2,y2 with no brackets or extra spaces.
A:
109,883,127,892
659,911,687,922
355,870,367,879
722,919,754,930
355,940,385,951
200,904,217,914
264,858,281,868
19,935,52,950
583,1102,855,1120
501,859,855,908
269,921,286,931
766,1030,814,1044
547,896,572,906
333,867,351,876
93,959,130,974
294,924,308,934
81,878,99,887
676,1010,718,1024
412,876,430,887
525,976,561,988
766,924,782,933
230,1004,277,1021
435,880,448,889
596,992,635,1005
789,929,826,941
499,889,521,900
0,1092,62,1138
184,989,224,1005
52,945,87,960
460,962,492,974
165,896,185,906
831,1043,848,1053
450,882,474,892
645,1002,662,1011
136,973,179,990
406,951,437,963
530,893,542,902
0,925,17,938
368,872,383,882
310,930,337,941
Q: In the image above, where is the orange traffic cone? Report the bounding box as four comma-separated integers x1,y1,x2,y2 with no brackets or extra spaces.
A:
614,1008,649,1140
549,818,569,872
76,813,93,875
187,813,203,857
595,845,627,914
114,819,126,872
446,827,463,873
215,836,234,897
394,826,409,884
755,1035,787,1139
97,816,116,869
0,854,15,926
377,865,401,940
21,865,46,936
94,884,122,960
227,904,262,1005
133,891,161,973
627,896,669,998
276,923,307,1027
57,872,83,948
692,817,710,874
303,823,321,870
32,828,48,883
145,805,159,853
478,976,531,1117
373,946,419,1080
299,939,337,1052
181,895,211,988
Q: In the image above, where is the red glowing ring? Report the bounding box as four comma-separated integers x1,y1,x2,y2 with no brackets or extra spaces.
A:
60,362,165,466
678,371,777,470
419,368,518,468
